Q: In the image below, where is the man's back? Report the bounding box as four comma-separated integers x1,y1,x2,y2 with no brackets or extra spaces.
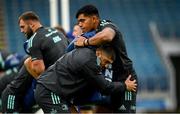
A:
37,48,97,99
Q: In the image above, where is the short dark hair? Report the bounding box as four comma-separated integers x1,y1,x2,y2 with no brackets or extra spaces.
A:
98,45,116,61
18,11,39,23
76,4,99,18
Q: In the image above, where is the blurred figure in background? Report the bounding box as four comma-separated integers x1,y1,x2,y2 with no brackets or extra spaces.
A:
65,24,83,53
66,24,83,42
0,49,25,112
72,24,83,38
0,49,24,72
0,49,25,96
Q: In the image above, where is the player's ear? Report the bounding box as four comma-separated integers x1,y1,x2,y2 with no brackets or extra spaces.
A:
96,48,101,57
28,20,33,28
96,48,101,56
92,15,97,23
96,51,100,57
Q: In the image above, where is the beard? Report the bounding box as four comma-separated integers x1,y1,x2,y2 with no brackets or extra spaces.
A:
25,26,34,39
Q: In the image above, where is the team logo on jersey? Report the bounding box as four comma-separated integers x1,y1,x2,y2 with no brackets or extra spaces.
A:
100,20,110,27
96,57,113,81
102,64,113,82
45,29,58,37
103,67,113,82
45,28,62,43
118,104,126,111
52,36,62,43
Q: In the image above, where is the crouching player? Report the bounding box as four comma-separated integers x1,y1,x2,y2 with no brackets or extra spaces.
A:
34,45,137,113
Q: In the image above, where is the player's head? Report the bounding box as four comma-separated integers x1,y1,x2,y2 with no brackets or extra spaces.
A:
96,45,115,69
18,11,40,39
76,4,100,33
72,24,82,38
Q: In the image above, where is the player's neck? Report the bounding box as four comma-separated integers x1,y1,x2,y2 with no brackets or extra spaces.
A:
32,22,42,33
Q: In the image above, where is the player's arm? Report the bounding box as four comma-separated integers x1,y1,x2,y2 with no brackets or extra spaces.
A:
24,35,45,78
25,36,45,79
24,57,45,79
75,27,115,46
82,60,137,95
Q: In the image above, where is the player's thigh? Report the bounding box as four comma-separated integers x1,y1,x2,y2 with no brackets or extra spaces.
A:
35,84,70,113
0,73,16,96
1,87,23,112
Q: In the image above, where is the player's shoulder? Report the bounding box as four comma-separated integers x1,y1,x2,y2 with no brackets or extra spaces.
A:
100,20,111,26
32,27,55,41
100,20,116,27
77,47,95,55
99,20,118,31
73,48,96,62
28,27,44,41
36,27,54,36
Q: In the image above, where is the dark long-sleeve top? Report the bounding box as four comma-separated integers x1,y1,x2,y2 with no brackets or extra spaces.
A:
37,48,126,100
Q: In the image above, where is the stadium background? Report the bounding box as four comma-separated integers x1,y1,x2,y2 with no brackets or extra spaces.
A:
0,0,180,113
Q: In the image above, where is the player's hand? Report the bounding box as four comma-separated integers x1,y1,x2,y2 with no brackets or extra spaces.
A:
74,36,86,47
125,75,137,92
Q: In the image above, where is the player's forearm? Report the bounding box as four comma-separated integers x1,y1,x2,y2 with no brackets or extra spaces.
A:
87,32,109,46
91,73,126,95
31,59,45,77
24,58,39,78
32,64,45,76
87,28,115,46
26,65,39,78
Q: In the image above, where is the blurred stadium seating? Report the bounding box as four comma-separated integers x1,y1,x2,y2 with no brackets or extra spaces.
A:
0,1,7,49
1,0,180,112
